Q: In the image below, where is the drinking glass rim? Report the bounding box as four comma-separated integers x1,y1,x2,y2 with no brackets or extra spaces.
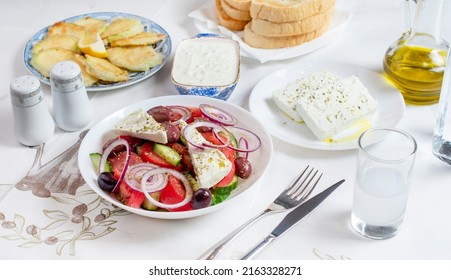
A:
358,127,418,164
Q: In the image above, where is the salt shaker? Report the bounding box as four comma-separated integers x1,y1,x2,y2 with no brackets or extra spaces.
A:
10,75,55,146
50,60,92,131
432,46,451,165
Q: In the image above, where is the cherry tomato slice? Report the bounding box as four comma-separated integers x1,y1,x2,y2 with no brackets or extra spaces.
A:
160,175,192,212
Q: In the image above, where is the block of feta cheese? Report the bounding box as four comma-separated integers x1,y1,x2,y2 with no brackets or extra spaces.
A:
182,121,232,189
272,71,340,122
295,71,378,140
113,109,168,143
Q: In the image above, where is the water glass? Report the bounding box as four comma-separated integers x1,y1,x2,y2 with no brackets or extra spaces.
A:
351,128,417,240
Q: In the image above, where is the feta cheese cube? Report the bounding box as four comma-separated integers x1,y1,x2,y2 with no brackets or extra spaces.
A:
273,71,341,122
184,124,232,189
113,109,168,143
295,72,378,140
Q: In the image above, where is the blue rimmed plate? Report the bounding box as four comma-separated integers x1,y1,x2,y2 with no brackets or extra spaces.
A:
23,12,171,91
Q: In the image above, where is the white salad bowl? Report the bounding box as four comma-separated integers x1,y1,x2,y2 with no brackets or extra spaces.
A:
78,95,273,219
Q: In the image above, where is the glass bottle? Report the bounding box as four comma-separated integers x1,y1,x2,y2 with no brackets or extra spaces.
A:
383,0,449,105
432,46,451,165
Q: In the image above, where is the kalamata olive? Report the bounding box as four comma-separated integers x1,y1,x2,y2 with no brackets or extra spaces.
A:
194,118,213,133
147,106,173,123
97,172,117,192
162,121,180,143
191,189,212,209
234,157,252,179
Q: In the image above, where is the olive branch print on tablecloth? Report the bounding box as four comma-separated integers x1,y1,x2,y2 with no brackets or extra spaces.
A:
0,186,130,256
313,248,351,260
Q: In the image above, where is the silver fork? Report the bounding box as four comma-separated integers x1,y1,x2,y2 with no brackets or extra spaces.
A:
198,165,322,260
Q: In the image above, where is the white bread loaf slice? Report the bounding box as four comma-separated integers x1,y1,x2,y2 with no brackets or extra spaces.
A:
221,0,251,21
215,0,249,31
223,0,251,11
250,0,336,23
251,6,334,37
243,20,329,49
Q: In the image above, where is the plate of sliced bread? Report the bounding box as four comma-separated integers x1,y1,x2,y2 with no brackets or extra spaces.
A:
189,0,352,63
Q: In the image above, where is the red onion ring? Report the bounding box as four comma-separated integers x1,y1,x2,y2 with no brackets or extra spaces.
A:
225,127,261,153
199,104,238,126
238,137,249,159
125,163,168,193
168,105,192,125
141,168,193,209
99,138,130,193
183,121,232,149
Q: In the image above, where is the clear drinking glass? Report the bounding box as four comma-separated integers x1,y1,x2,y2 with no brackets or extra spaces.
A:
351,128,417,240
432,45,451,164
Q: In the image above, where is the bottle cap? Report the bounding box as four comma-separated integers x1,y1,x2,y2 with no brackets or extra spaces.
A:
50,60,84,93
10,75,44,107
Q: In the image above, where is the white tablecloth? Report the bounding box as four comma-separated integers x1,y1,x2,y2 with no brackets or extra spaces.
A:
0,0,450,260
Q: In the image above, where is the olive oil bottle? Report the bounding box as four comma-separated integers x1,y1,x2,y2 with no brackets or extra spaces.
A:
383,0,448,105
383,43,447,105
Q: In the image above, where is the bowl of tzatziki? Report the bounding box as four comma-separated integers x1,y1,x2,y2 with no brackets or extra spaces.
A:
171,33,240,100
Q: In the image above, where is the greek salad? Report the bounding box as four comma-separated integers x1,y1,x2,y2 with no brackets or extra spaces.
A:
90,104,261,212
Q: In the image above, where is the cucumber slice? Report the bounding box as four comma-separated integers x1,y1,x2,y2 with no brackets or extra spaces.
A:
142,192,161,211
185,173,201,192
153,143,181,167
211,175,238,205
89,153,112,174
135,144,143,156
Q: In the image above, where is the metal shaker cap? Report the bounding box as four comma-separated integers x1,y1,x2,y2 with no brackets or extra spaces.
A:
50,60,84,93
10,75,44,107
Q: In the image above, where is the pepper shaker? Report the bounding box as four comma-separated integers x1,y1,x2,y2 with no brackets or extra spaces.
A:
10,75,55,146
51,60,92,131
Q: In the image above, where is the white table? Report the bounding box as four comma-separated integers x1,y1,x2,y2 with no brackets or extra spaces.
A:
0,0,450,261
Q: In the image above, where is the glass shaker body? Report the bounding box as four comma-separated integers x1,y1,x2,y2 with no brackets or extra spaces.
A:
433,47,451,164
51,60,92,131
10,75,55,146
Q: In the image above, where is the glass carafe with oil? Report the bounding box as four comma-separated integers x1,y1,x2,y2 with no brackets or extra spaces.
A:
383,0,449,105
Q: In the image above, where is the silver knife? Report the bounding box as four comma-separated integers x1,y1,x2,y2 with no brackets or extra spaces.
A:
240,179,345,260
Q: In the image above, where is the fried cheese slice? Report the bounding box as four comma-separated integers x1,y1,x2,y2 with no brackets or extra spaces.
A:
84,54,129,82
101,18,144,43
74,17,107,35
47,22,87,40
106,46,164,72
32,34,81,55
30,48,76,77
109,32,166,47
72,54,99,86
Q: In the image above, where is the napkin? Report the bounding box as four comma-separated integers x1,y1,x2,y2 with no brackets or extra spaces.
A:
188,4,352,63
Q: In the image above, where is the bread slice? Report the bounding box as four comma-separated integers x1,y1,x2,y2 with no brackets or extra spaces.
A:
215,0,249,31
221,0,251,21
251,6,334,37
243,20,329,49
250,0,336,23
223,0,251,11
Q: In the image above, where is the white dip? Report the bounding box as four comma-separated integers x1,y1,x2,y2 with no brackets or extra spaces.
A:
172,37,239,86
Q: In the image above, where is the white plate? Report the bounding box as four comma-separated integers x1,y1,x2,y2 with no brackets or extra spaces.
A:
249,60,405,150
78,95,273,219
24,12,171,92
188,5,352,63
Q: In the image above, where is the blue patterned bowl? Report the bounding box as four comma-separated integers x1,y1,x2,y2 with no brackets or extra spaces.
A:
171,33,240,101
